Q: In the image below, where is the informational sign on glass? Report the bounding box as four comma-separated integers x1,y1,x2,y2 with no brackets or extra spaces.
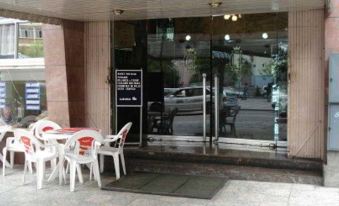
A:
115,70,143,107
115,69,143,146
0,82,6,109
25,82,40,111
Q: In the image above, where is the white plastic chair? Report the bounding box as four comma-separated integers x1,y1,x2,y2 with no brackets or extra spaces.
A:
33,120,62,141
33,120,61,169
2,128,31,176
14,129,58,189
98,122,132,180
63,130,103,192
0,125,13,169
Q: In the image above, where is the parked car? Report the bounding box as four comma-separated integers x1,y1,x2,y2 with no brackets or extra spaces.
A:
164,88,179,97
165,87,211,112
163,86,239,113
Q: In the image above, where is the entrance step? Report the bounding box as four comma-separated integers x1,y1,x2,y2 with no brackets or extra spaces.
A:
125,158,322,185
110,143,323,185
124,144,322,172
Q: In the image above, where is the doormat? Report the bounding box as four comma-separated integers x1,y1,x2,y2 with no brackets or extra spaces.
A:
102,172,227,199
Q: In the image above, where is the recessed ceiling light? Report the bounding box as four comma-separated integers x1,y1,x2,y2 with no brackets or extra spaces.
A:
208,1,222,8
262,32,269,39
224,14,231,20
113,9,124,15
271,0,279,11
224,34,230,41
185,35,191,41
232,15,238,21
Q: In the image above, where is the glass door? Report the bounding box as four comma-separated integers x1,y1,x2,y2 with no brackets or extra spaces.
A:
211,13,288,142
113,12,288,144
146,17,213,139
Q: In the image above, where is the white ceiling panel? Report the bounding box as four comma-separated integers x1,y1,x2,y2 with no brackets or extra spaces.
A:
0,0,325,22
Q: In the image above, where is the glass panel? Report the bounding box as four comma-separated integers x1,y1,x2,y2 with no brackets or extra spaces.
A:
0,23,15,59
147,17,211,137
212,13,288,141
18,22,44,58
114,20,146,143
0,18,47,127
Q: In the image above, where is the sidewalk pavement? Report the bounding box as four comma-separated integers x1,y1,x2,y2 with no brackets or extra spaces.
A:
0,167,338,206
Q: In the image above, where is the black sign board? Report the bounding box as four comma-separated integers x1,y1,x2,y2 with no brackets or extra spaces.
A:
115,70,143,107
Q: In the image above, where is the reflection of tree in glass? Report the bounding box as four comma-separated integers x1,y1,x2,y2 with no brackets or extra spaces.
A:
18,40,44,58
261,47,288,83
147,58,180,88
184,48,197,72
189,58,210,84
226,58,252,86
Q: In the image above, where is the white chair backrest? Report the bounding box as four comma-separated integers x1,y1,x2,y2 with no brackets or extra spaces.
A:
14,129,43,160
112,122,132,150
64,130,104,160
34,120,62,141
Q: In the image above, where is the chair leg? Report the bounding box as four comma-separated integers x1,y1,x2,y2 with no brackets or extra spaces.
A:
22,161,27,185
10,151,14,168
69,161,76,192
62,166,67,184
66,162,70,174
120,153,126,175
100,155,104,173
51,159,57,170
93,160,101,188
231,125,236,137
37,161,44,189
28,162,33,174
76,164,83,184
2,147,7,176
89,163,93,181
113,154,120,180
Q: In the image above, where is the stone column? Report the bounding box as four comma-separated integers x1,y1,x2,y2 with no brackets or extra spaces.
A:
42,20,85,127
324,0,339,188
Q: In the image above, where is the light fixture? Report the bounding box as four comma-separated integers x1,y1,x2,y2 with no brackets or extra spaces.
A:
262,32,269,39
224,34,230,41
224,14,231,20
271,0,279,11
209,1,222,8
232,15,238,21
185,34,191,41
224,14,242,22
113,9,124,15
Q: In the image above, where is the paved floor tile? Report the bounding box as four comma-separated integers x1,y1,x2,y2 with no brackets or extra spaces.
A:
0,166,338,206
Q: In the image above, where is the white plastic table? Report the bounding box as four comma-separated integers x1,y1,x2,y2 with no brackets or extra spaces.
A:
44,128,100,185
43,129,73,185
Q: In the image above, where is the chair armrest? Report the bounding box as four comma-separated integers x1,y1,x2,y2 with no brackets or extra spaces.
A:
104,135,120,143
5,137,16,146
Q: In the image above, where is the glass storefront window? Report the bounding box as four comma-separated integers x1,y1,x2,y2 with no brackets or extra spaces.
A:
114,12,288,142
0,80,47,127
0,19,44,59
0,17,47,128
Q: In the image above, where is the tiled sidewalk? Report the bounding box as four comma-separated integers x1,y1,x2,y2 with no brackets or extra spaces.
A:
0,167,338,206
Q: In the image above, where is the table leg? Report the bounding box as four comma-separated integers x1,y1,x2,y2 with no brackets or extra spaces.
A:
47,144,64,185
58,145,65,185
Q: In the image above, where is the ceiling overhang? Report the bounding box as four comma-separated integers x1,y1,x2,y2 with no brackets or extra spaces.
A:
0,0,325,22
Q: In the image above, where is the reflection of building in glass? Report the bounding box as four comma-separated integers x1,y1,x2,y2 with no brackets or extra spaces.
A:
0,18,44,59
0,17,46,126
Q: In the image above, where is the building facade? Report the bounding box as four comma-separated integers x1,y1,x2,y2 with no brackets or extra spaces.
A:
0,0,338,186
